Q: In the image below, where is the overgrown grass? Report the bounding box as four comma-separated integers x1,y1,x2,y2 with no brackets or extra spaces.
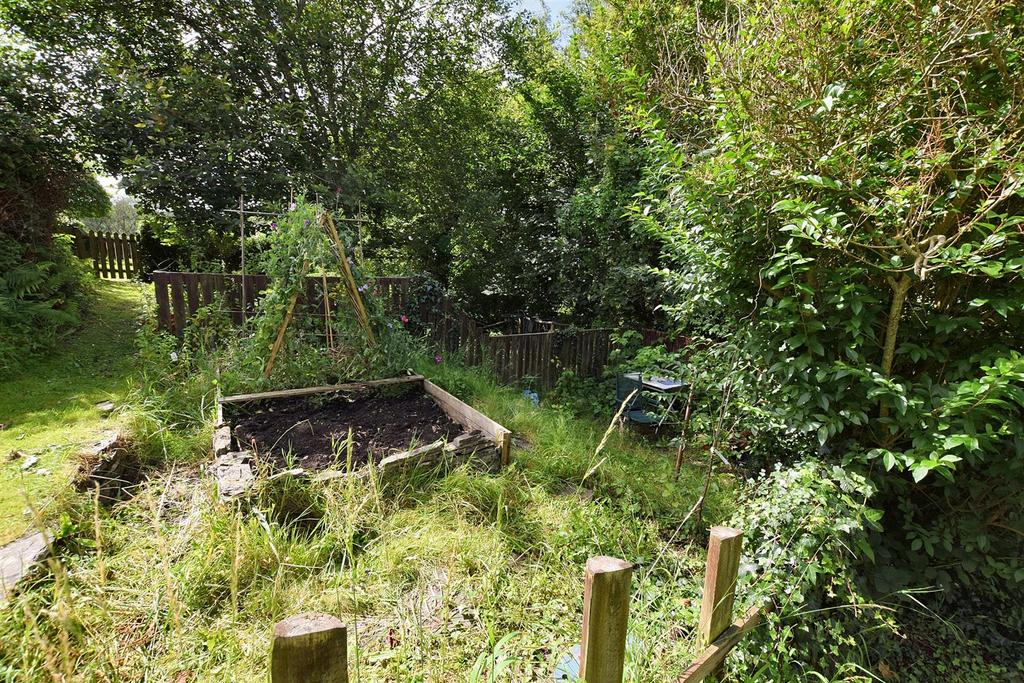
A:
0,282,145,545
0,354,737,681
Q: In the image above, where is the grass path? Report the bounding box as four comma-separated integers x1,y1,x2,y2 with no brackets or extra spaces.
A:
0,282,146,545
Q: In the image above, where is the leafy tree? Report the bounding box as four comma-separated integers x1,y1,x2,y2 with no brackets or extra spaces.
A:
6,0,511,266
82,193,139,235
0,40,106,240
0,39,105,372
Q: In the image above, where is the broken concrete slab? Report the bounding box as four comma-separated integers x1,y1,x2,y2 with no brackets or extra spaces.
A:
0,531,52,605
82,431,120,458
211,452,255,501
212,425,232,456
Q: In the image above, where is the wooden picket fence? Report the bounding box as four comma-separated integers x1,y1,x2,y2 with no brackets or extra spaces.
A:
74,230,141,279
269,527,762,682
151,271,613,390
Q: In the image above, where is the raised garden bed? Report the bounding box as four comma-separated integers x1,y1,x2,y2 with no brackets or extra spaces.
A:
211,375,511,499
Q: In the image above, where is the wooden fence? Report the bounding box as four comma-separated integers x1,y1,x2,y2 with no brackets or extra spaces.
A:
152,271,612,390
74,230,141,279
268,527,762,682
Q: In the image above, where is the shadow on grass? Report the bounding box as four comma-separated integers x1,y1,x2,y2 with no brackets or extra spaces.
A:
0,281,147,545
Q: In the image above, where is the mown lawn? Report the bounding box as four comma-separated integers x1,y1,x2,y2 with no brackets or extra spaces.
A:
0,282,146,545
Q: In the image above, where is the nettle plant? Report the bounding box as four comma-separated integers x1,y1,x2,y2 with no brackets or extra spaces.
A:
641,0,1024,586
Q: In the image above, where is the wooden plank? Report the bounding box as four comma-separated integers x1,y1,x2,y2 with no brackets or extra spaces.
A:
127,236,138,277
522,335,530,381
201,273,214,306
97,234,108,278
153,271,171,331
113,236,123,278
271,612,347,683
119,236,129,278
114,235,125,278
242,273,256,319
678,606,761,683
580,556,633,683
585,332,594,376
224,274,242,325
220,375,425,404
170,272,186,336
88,233,99,276
92,234,102,277
121,235,131,277
586,331,596,376
103,235,113,278
185,272,200,316
422,379,512,465
698,526,744,681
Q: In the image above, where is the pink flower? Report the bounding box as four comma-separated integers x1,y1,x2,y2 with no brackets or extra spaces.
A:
434,354,443,364
400,315,409,324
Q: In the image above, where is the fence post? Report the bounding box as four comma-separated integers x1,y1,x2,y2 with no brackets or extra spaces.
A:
271,612,347,683
697,527,743,680
580,556,633,683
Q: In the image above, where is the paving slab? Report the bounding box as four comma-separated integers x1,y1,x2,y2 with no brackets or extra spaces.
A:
0,530,52,605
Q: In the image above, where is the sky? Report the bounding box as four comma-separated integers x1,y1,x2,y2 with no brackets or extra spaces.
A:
520,0,573,16
519,0,575,42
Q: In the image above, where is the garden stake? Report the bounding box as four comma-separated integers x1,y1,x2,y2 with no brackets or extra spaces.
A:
263,258,310,379
322,273,334,351
239,194,246,321
674,384,696,480
321,213,376,344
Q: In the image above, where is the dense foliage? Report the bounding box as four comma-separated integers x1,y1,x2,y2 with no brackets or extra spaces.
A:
0,235,94,376
0,41,108,372
639,0,1024,586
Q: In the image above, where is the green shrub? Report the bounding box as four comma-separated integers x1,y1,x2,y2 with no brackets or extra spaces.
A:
635,0,1024,592
729,461,891,680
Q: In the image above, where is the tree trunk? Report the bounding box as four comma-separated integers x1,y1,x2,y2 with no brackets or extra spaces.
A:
879,274,912,419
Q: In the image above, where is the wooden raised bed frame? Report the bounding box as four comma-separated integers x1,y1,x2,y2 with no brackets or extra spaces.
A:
215,375,511,480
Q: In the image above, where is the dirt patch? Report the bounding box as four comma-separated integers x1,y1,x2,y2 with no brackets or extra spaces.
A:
231,391,464,471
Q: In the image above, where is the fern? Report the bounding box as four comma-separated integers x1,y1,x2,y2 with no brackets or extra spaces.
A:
0,234,92,376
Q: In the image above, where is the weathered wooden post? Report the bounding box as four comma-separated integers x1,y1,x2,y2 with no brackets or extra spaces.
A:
580,556,633,683
271,612,348,683
697,527,743,681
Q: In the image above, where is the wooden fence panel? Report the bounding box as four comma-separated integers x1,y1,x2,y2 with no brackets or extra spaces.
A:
75,231,142,279
151,271,620,390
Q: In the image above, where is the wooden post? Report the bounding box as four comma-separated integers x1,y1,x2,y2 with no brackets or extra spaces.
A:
580,556,633,683
271,612,347,683
697,527,743,680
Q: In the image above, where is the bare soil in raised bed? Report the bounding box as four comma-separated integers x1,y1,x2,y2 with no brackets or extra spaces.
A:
231,390,464,471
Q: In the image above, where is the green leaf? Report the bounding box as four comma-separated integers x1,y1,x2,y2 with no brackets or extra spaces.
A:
883,451,896,471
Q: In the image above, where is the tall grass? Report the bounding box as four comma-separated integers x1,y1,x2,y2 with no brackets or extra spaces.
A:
0,355,736,681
